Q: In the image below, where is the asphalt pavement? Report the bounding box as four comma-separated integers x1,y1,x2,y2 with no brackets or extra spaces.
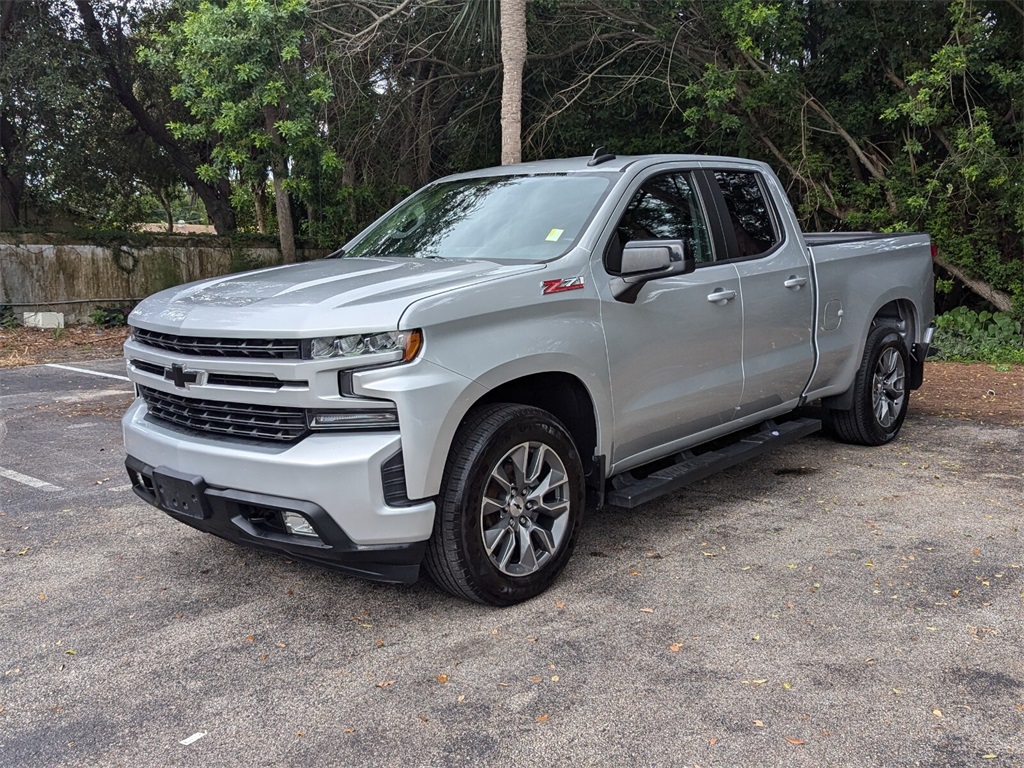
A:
1,359,1021,767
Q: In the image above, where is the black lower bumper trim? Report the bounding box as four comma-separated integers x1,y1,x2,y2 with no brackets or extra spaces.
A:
125,456,426,584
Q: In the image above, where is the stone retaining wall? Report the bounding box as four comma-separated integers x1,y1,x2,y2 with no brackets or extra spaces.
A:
0,234,324,323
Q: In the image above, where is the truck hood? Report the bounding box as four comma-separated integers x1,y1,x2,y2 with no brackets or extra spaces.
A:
130,257,544,336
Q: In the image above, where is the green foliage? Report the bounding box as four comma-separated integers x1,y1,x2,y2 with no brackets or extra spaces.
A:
151,0,341,246
88,303,135,328
0,0,186,230
933,307,1024,364
0,305,21,329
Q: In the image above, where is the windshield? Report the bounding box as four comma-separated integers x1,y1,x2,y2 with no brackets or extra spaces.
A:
343,174,612,262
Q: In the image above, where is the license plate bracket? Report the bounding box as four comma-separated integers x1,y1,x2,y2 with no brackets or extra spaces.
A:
152,467,210,520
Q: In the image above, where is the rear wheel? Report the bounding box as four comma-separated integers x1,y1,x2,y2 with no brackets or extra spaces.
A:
425,404,584,605
829,325,910,446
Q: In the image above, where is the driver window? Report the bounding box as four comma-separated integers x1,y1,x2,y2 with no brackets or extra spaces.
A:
607,173,713,273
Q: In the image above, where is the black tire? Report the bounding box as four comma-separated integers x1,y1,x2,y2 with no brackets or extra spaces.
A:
424,403,585,606
829,325,910,446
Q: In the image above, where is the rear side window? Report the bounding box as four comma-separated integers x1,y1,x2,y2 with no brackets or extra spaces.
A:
712,171,779,258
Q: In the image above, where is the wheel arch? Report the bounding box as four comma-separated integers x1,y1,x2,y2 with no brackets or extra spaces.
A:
871,298,919,349
474,372,602,503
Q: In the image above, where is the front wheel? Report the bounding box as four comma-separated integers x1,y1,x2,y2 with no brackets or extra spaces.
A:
829,325,910,446
424,404,585,606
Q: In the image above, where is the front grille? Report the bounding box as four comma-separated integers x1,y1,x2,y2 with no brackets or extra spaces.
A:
133,328,303,359
206,373,288,390
130,359,297,390
139,386,308,442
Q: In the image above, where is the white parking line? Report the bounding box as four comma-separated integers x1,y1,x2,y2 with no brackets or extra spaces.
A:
45,363,131,383
0,466,64,492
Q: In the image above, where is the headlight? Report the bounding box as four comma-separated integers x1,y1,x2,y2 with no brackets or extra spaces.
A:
308,329,422,362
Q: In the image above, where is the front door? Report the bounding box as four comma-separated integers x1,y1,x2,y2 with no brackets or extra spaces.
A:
599,170,744,468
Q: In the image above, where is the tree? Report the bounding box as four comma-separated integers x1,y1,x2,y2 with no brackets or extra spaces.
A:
499,0,527,164
160,0,336,261
1,0,186,230
75,0,237,233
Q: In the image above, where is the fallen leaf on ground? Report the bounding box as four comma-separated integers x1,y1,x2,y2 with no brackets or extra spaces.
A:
784,737,805,746
437,674,448,683
639,607,654,613
669,643,683,652
376,680,396,688
536,714,550,723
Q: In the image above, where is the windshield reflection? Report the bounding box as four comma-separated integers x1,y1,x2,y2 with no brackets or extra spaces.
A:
343,174,612,263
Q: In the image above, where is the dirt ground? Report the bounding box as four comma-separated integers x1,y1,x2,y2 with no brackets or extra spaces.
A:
1,325,1021,426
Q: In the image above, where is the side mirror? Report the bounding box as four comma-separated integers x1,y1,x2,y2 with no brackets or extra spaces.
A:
610,239,695,303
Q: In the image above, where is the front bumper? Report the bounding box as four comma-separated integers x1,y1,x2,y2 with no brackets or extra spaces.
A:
122,399,435,582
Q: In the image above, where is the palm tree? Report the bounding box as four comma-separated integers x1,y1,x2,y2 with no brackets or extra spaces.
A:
455,0,527,165
499,0,526,165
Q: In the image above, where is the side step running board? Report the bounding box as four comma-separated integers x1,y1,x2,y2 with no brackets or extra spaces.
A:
606,417,821,509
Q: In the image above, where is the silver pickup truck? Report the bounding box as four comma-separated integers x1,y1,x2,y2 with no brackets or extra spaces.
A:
123,153,934,605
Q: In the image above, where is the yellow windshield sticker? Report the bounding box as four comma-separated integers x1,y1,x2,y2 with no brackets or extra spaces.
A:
545,228,564,242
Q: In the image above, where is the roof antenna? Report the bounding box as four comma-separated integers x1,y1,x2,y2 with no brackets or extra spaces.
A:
588,146,616,166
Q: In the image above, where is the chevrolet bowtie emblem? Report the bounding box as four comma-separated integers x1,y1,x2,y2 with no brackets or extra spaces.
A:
164,364,207,389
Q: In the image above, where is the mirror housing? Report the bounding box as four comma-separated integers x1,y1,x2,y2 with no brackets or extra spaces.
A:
610,239,695,303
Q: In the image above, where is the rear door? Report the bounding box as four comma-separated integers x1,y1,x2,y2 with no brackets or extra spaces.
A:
700,169,815,417
599,168,744,468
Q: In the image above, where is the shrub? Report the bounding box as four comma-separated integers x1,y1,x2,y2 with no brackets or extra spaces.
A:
932,307,1024,364
89,303,134,328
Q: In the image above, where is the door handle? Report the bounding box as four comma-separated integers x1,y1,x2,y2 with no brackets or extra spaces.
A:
707,289,737,304
784,276,808,289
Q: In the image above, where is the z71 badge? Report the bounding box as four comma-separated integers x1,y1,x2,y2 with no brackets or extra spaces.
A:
541,277,585,295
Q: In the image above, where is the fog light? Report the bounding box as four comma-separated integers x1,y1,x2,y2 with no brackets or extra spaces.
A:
281,511,319,538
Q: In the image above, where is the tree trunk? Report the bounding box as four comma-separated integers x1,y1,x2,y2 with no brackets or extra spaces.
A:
499,0,527,165
0,107,21,228
158,188,174,232
935,257,1014,314
253,181,268,233
270,168,295,263
264,104,296,264
0,1,22,229
75,0,237,234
